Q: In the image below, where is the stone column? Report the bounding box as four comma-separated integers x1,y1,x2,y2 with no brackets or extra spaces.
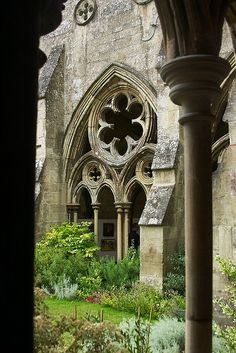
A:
66,204,79,223
66,204,73,223
123,203,131,257
73,204,79,223
161,55,230,353
92,203,100,244
115,204,123,261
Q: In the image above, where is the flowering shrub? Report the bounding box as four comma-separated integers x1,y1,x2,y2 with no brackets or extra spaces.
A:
101,282,185,321
85,292,102,304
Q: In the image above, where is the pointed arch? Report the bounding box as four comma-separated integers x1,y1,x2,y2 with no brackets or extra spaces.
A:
96,181,117,204
124,177,148,203
67,152,118,201
120,145,155,183
63,62,158,178
72,183,93,204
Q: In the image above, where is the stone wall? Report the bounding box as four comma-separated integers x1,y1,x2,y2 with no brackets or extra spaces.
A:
35,48,67,238
213,78,236,297
39,0,163,127
36,1,235,294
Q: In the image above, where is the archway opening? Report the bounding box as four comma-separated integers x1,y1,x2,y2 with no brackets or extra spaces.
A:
78,188,93,220
97,186,116,257
129,183,146,233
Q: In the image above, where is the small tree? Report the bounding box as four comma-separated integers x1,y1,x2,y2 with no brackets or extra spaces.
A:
213,256,236,353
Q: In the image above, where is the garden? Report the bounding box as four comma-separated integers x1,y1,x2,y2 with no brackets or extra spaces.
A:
34,222,236,352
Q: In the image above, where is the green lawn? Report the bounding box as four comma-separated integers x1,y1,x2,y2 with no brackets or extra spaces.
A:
44,297,135,324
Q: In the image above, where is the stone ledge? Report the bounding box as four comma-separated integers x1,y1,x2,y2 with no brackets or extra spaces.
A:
139,184,174,225
38,44,64,98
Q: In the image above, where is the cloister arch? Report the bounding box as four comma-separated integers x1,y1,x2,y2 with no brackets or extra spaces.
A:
97,185,117,258
63,62,158,179
63,63,158,261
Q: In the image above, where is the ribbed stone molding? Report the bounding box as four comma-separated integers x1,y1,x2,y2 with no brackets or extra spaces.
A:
161,55,230,118
160,55,230,353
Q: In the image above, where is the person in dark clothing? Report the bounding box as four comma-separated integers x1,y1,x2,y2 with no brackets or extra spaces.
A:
128,223,140,250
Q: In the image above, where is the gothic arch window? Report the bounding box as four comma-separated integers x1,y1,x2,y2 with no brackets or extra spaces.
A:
89,83,154,167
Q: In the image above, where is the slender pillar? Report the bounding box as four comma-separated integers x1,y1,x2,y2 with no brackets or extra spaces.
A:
161,55,230,353
66,204,73,223
123,203,131,257
67,204,79,223
73,205,79,223
92,203,100,244
115,205,123,261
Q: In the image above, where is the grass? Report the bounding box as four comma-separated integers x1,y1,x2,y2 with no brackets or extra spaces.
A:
44,297,135,324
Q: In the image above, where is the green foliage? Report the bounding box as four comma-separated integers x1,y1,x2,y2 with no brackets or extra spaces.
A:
66,320,127,353
120,316,226,353
35,247,90,293
213,256,236,353
34,288,70,353
53,275,78,300
35,222,101,295
163,244,185,296
35,224,140,298
100,247,140,289
101,282,185,321
35,288,226,353
120,308,152,353
34,289,128,353
37,221,99,257
149,317,185,353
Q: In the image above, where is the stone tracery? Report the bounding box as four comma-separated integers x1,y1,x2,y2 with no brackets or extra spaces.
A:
98,93,144,157
89,86,152,167
74,0,96,25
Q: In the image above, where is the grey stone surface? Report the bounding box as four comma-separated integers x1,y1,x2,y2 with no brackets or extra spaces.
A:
100,0,132,17
139,185,174,225
152,137,179,169
38,45,64,98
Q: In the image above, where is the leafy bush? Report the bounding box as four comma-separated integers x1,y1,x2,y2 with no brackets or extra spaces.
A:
101,282,185,321
53,275,78,300
34,288,70,353
36,221,99,257
149,317,185,353
34,287,128,353
66,320,127,353
100,247,140,289
35,222,100,295
213,256,236,353
120,315,226,353
120,309,152,353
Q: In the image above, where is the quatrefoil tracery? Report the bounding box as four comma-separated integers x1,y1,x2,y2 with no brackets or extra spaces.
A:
89,166,101,182
74,0,96,25
98,93,144,157
143,162,153,178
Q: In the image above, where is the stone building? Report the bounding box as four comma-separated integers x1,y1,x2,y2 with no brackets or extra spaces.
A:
36,0,236,294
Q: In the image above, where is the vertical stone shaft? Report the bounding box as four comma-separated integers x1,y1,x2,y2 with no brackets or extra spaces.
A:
123,205,130,257
116,205,123,261
184,118,213,353
160,55,230,353
92,203,100,244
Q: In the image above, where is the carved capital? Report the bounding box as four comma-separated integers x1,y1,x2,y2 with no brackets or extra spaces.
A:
160,55,230,124
91,202,101,210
